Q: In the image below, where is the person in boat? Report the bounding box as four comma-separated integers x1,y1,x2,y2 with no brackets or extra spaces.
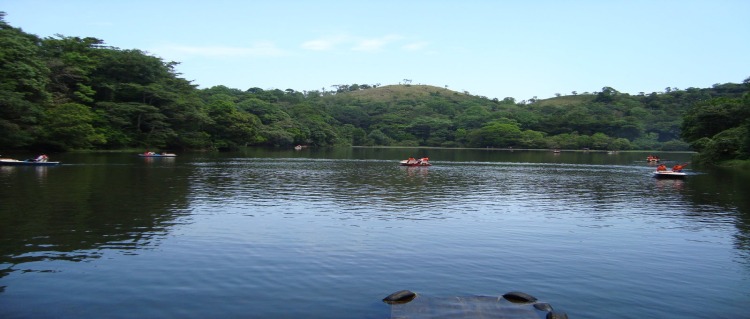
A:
407,157,416,164
672,164,685,172
656,164,667,171
34,154,48,162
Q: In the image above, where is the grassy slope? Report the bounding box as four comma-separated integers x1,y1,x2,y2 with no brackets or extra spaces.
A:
343,84,481,104
532,94,595,107
341,84,595,108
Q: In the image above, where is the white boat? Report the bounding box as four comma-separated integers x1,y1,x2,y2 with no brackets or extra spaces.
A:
0,158,61,166
653,170,686,179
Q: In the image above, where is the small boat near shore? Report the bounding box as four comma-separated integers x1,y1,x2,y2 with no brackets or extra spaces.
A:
400,157,431,166
138,152,177,157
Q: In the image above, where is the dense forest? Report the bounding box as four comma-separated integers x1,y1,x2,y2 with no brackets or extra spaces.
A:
1,13,748,165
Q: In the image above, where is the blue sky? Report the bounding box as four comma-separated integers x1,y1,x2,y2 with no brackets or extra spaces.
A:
3,0,749,100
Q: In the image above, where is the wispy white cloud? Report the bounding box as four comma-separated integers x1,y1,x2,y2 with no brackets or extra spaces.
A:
302,34,408,52
301,35,349,51
351,35,403,52
152,42,289,58
402,41,429,51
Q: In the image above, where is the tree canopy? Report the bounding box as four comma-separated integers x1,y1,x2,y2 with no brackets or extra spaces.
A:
680,80,750,164
1,13,748,161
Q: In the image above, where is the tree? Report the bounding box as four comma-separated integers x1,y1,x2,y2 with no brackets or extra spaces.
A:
0,13,50,148
328,104,370,127
204,98,263,150
519,130,546,148
41,103,105,150
239,97,291,125
547,133,581,149
40,35,103,104
610,138,632,151
337,124,367,145
456,105,491,130
633,132,660,150
694,126,748,163
367,129,390,145
92,100,173,148
407,117,452,143
468,121,522,147
681,97,746,143
595,86,619,103
590,132,611,150
262,129,295,147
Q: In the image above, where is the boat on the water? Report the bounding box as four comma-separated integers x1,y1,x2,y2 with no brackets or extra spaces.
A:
653,170,686,179
0,158,61,166
647,155,660,163
400,157,431,166
138,152,177,157
653,162,687,178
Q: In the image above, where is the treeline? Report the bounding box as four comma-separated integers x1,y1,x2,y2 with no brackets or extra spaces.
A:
1,13,749,163
680,79,750,165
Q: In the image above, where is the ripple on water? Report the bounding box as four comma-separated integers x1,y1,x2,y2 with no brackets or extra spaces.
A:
3,157,744,319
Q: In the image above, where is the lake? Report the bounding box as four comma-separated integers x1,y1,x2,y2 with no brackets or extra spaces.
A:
1,148,748,318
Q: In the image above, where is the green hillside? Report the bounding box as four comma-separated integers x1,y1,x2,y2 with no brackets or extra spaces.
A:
313,83,711,151
1,12,749,160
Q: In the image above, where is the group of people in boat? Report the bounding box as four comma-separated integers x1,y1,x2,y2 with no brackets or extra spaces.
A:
142,151,176,156
405,157,430,165
656,163,686,172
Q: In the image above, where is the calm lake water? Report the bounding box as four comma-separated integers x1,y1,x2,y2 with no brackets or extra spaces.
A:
1,148,748,318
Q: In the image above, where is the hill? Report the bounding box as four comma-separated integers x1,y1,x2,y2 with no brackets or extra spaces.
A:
302,82,744,151
1,13,747,153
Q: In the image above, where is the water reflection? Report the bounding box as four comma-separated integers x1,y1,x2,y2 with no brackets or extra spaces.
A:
679,168,750,263
403,165,430,178
140,156,176,165
1,151,750,318
182,156,747,232
4,154,747,264
0,160,192,276
0,165,53,180
654,177,685,189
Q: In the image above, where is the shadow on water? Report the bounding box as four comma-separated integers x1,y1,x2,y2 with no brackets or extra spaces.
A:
681,167,750,264
0,154,193,277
